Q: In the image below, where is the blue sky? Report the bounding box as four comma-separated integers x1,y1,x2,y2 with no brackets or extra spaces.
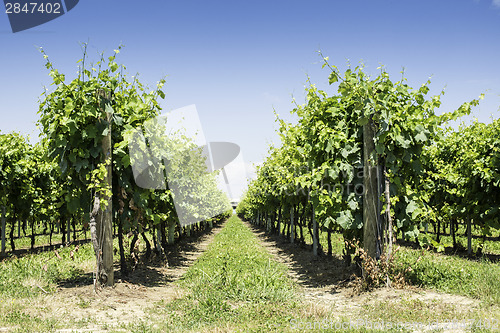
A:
1,0,500,184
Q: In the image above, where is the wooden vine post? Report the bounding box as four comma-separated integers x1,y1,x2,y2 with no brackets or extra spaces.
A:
1,206,5,256
100,89,114,286
156,226,163,254
90,89,114,288
312,204,318,256
363,119,381,260
383,164,393,259
467,216,472,255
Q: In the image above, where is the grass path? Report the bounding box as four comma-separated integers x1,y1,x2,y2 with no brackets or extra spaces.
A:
132,215,300,332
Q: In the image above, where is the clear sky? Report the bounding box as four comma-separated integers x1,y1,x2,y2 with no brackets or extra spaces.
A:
1,0,500,190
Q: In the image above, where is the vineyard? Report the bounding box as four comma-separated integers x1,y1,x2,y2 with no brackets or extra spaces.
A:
237,56,499,266
0,46,232,286
1,48,500,332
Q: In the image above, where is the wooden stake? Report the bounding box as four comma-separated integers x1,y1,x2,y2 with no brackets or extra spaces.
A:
312,205,318,256
156,226,163,254
384,166,393,258
96,90,114,287
1,206,5,255
363,120,379,260
467,216,472,255
167,223,176,245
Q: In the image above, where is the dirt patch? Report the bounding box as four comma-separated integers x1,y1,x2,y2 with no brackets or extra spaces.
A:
25,222,226,332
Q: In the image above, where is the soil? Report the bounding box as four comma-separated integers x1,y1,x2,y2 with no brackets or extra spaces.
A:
19,219,486,332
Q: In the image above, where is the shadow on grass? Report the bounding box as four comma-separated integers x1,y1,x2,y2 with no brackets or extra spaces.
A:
246,221,357,291
56,221,226,290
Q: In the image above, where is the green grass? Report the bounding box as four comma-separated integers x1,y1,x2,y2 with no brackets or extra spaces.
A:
0,237,124,332
0,241,96,299
1,216,499,332
135,216,498,333
0,240,97,332
394,247,500,306
357,296,499,333
139,215,300,332
180,216,296,302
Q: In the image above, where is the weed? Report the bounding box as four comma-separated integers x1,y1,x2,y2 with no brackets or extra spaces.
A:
348,241,418,292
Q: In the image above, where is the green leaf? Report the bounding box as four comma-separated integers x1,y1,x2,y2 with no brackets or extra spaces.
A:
75,159,89,172
375,143,385,155
405,200,421,219
90,146,101,158
395,134,411,149
113,114,124,126
328,167,338,179
105,104,114,115
328,72,338,84
347,198,358,210
358,117,369,126
337,210,354,229
121,155,130,168
414,132,427,142
67,196,80,214
109,62,119,73
60,159,68,174
87,125,97,139
68,152,77,163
